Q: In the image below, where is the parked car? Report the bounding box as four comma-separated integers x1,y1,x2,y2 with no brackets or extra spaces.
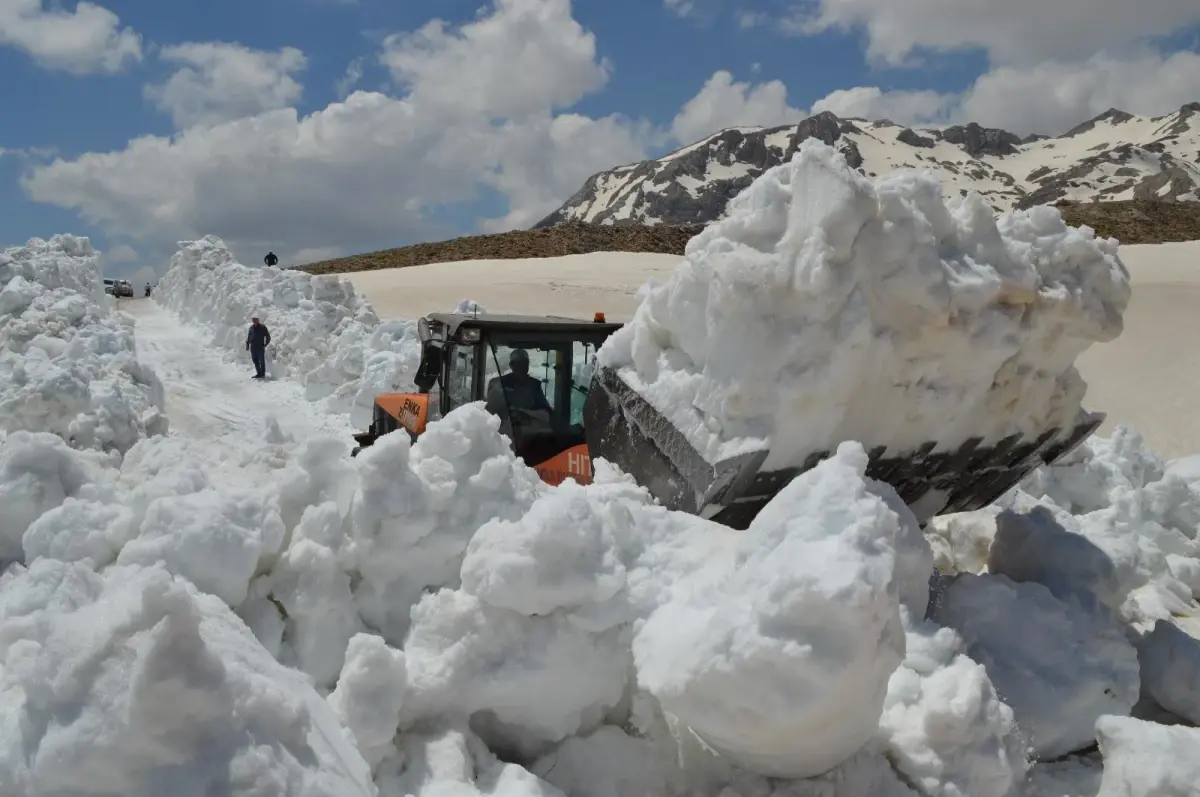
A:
103,278,116,295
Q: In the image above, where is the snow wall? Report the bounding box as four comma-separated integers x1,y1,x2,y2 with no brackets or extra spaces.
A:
4,142,1200,795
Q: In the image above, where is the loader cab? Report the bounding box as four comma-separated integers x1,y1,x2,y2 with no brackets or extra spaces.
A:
353,311,623,486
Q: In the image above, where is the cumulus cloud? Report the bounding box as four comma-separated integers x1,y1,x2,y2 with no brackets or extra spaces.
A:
21,0,652,261
958,49,1200,135
379,0,609,119
810,86,954,125
101,243,139,263
769,0,1200,65
145,42,308,129
0,0,142,74
670,70,805,143
728,0,1200,135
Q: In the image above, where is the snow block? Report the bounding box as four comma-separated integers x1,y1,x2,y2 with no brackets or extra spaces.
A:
594,138,1128,525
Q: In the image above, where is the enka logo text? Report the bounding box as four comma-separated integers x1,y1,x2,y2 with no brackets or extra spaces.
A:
398,398,424,429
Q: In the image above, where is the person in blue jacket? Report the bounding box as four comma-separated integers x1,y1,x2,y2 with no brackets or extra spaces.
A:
246,316,271,379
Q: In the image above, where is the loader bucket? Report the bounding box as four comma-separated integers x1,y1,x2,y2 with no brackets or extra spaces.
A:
583,365,1104,529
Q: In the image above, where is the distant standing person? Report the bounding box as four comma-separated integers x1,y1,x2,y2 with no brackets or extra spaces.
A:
246,316,271,379
264,251,279,267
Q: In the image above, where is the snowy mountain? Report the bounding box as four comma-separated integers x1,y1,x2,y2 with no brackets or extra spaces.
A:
536,103,1200,227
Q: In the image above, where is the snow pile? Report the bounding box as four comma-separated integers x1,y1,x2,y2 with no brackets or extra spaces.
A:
1094,716,1200,795
599,139,1130,478
0,235,166,453
0,558,374,795
930,425,1200,627
153,235,425,427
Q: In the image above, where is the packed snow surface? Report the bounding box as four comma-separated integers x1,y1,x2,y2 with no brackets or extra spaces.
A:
599,139,1131,471
7,152,1200,795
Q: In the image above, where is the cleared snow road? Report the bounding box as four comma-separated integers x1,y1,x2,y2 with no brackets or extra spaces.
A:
125,298,357,445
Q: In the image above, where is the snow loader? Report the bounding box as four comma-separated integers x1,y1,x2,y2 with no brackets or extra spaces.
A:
352,311,1105,529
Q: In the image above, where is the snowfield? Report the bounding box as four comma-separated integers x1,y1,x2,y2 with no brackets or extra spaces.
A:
5,142,1200,796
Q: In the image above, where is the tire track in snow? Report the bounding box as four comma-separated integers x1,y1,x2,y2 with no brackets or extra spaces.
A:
125,299,357,445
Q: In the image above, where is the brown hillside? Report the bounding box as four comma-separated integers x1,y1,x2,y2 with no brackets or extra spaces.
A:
1055,200,1200,244
299,222,704,275
297,201,1200,275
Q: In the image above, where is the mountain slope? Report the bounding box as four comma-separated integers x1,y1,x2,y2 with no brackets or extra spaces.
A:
536,103,1200,228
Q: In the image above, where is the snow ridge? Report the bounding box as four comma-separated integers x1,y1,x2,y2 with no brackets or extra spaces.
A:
537,102,1200,227
0,234,166,455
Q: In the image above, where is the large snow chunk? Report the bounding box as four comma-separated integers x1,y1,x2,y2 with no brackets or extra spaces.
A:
328,633,408,769
0,430,115,565
879,616,1028,797
375,725,564,797
987,505,1124,609
1095,715,1200,796
459,479,629,619
1,236,166,452
350,404,544,643
0,561,373,796
270,535,366,688
631,442,908,778
598,139,1128,496
1135,619,1200,725
401,589,629,758
116,488,286,607
930,573,1140,759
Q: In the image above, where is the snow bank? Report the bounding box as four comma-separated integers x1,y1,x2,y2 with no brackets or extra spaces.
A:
155,236,478,428
599,139,1130,478
0,559,373,795
0,235,166,454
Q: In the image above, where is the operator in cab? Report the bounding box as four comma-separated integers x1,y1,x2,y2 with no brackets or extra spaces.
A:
485,349,552,416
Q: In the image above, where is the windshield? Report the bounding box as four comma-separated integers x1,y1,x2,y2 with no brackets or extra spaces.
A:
481,338,588,469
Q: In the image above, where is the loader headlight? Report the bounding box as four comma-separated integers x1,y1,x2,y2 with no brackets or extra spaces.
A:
417,316,431,342
459,327,481,342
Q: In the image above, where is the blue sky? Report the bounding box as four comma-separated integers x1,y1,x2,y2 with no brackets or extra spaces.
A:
1,0,1198,280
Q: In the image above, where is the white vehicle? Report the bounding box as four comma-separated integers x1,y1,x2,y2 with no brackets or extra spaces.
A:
103,278,116,295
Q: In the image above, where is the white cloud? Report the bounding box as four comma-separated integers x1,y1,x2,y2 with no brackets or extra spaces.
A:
480,112,655,231
810,86,953,125
380,0,609,119
670,70,805,143
145,42,308,128
765,0,1200,65
102,243,139,263
671,48,1200,140
0,0,141,74
334,57,363,99
21,0,653,260
957,49,1200,135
